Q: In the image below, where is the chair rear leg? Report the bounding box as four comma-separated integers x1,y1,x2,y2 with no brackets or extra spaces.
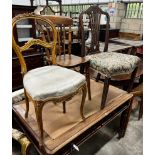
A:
24,89,29,118
101,77,110,109
96,73,101,82
85,61,91,100
62,101,66,113
127,67,138,92
138,97,143,120
80,83,87,120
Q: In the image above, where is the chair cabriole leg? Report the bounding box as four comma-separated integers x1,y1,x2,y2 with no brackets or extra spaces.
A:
34,101,44,146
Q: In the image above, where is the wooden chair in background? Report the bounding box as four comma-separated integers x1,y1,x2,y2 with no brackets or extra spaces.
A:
39,15,91,100
79,5,141,109
12,13,87,146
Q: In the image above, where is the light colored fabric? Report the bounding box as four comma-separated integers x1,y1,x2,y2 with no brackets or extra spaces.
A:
23,66,86,101
86,52,140,77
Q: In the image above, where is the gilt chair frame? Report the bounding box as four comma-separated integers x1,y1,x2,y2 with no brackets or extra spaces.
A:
12,13,87,146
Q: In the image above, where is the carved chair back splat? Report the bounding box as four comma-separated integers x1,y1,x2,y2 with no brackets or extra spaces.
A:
79,5,110,57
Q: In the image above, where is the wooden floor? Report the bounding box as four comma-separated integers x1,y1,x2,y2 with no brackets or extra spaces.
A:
13,79,132,154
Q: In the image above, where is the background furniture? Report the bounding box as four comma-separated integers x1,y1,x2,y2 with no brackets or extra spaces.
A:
131,83,143,120
42,15,91,100
99,28,119,42
39,0,62,16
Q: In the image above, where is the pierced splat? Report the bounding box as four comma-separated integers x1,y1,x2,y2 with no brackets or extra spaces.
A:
79,5,110,56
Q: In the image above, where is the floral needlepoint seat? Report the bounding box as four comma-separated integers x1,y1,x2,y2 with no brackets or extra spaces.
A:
87,52,140,78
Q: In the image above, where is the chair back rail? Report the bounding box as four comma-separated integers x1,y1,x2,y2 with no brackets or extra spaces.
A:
79,5,110,56
12,13,57,75
41,15,73,60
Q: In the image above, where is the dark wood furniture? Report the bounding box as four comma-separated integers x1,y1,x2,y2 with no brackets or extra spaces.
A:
12,5,44,91
109,32,143,56
79,5,139,110
12,80,133,155
131,83,143,120
99,28,119,42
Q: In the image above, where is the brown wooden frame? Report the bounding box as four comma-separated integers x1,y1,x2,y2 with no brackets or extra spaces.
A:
79,5,138,110
12,13,87,146
13,94,133,155
79,5,110,57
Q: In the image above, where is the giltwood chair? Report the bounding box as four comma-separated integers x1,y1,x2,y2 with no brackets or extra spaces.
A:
12,128,31,155
39,15,91,100
12,13,87,146
79,5,140,109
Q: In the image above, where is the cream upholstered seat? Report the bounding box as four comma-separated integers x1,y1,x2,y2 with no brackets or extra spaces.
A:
87,52,140,77
24,66,86,101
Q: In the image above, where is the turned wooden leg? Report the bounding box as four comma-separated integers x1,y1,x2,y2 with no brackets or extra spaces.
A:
80,83,87,120
85,61,91,100
127,67,138,93
24,89,29,118
101,77,110,110
34,101,44,146
62,101,66,113
96,73,101,82
118,99,132,139
80,65,85,74
138,96,143,120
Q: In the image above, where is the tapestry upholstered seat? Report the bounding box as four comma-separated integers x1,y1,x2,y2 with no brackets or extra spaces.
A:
24,65,86,101
86,52,140,78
